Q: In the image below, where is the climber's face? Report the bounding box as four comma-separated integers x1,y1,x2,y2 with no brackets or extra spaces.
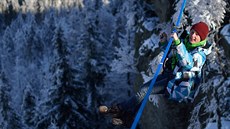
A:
189,29,201,44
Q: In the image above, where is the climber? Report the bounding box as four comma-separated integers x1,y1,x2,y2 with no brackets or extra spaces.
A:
99,21,212,127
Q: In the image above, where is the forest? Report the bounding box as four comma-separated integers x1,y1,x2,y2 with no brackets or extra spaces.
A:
0,0,229,129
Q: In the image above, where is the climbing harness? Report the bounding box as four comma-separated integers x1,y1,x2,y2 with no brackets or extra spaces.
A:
131,0,187,128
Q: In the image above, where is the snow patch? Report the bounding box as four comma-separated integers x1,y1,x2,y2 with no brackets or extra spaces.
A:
205,118,230,129
139,34,160,56
142,17,159,31
149,94,159,107
220,24,230,45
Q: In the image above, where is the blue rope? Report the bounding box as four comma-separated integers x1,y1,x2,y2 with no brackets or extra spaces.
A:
131,0,187,128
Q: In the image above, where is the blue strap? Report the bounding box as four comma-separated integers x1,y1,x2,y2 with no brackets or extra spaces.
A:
131,0,187,128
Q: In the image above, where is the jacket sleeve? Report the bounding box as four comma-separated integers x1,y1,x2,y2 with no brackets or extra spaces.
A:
176,43,206,79
181,51,206,79
174,40,206,80
175,41,194,70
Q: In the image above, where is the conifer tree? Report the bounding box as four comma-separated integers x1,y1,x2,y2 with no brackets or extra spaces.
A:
0,72,22,129
37,26,89,129
81,0,107,123
110,0,144,76
22,84,38,128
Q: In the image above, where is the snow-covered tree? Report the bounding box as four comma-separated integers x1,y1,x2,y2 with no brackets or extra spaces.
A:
11,13,45,114
0,13,5,36
39,9,56,55
172,0,228,41
37,26,90,129
0,0,228,129
77,1,115,128
110,0,145,74
188,46,230,128
22,83,38,128
186,0,227,30
1,13,24,77
0,72,22,129
1,26,16,76
180,0,229,128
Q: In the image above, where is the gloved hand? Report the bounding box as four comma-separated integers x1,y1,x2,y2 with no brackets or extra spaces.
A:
171,32,179,41
171,32,180,45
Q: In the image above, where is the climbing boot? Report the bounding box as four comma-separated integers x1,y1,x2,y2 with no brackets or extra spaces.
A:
112,118,123,125
99,105,122,117
111,111,135,128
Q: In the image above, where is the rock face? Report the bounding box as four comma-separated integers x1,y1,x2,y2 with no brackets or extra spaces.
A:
145,0,173,22
134,1,230,129
220,25,230,59
134,48,193,128
139,95,192,129
134,1,192,128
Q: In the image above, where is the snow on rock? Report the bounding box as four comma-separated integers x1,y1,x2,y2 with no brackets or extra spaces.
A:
220,24,230,44
220,24,230,58
139,34,160,56
205,118,230,129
